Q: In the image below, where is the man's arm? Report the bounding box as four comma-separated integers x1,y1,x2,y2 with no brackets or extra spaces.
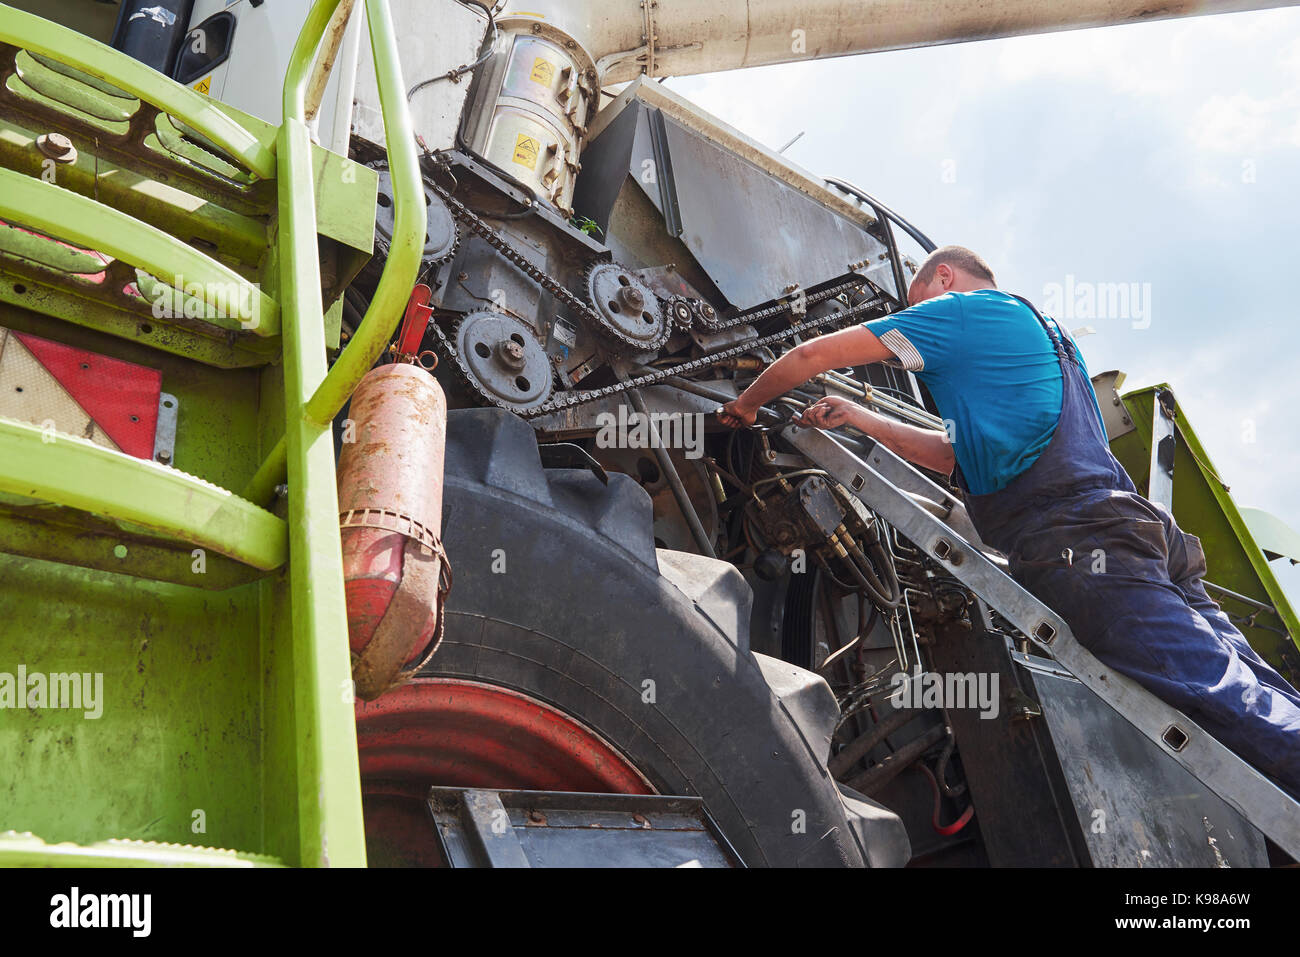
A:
718,326,896,427
799,396,955,475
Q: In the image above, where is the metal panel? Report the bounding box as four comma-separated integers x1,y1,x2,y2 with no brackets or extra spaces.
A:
1148,388,1176,510
580,80,887,310
654,115,883,309
1090,370,1136,441
428,787,743,868
351,0,487,153
1023,656,1270,867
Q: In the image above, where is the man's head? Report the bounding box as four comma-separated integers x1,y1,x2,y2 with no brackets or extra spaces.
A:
906,245,997,306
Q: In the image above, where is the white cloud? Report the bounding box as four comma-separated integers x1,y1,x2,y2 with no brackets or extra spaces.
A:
1190,90,1300,153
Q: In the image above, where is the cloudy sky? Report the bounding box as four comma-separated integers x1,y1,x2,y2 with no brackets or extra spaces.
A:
672,5,1300,607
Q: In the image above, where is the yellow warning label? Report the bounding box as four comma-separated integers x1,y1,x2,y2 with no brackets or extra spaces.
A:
529,57,555,87
193,75,211,95
513,133,541,170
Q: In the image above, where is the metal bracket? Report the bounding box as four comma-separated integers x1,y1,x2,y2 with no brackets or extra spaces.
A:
1149,387,1176,509
645,107,682,238
427,787,742,867
153,392,178,466
782,424,1300,859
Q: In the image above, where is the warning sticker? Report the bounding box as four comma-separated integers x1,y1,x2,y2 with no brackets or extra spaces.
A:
513,133,541,170
529,57,555,87
193,75,211,95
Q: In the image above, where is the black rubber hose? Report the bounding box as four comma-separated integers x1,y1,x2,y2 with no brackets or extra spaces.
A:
823,176,937,254
846,723,948,796
829,703,926,778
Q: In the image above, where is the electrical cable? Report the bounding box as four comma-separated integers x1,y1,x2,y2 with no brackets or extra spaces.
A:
918,762,975,836
406,0,499,100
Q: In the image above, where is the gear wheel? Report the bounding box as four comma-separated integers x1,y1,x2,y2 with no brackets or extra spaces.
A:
691,298,725,332
665,295,694,333
452,310,554,413
582,261,669,356
371,163,459,268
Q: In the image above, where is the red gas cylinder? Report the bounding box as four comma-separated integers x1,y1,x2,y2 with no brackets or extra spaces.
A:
337,361,449,701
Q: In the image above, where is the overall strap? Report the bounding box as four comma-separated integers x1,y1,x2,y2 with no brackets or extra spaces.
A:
1009,293,1077,365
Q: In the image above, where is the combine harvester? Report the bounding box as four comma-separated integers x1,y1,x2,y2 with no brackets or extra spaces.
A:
1,0,1298,867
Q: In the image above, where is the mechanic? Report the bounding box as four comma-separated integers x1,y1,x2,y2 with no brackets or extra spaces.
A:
720,245,1300,797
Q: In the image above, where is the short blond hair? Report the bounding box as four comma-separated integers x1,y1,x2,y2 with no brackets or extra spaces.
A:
915,245,996,286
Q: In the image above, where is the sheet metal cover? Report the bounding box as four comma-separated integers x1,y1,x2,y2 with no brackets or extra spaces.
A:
1026,661,1269,868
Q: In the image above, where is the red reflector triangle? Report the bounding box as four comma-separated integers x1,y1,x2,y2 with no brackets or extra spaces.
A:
14,332,162,459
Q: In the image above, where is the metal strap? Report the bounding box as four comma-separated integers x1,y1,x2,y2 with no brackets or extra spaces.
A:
339,506,440,556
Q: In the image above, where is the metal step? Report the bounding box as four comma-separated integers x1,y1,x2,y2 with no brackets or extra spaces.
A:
783,424,1300,860
426,788,743,868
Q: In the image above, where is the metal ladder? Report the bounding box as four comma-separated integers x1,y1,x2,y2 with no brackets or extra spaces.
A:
783,424,1300,859
0,0,423,866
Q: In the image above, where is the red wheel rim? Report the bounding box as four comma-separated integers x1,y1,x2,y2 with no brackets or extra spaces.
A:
355,678,653,865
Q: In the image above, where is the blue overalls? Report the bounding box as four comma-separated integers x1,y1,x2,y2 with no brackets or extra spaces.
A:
959,296,1300,797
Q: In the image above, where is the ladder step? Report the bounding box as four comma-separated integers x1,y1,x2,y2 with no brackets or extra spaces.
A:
0,831,284,867
0,168,278,337
0,416,286,571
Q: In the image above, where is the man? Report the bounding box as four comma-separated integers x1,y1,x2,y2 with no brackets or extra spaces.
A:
721,245,1300,796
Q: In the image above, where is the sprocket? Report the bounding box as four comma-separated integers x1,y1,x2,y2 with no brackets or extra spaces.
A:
370,162,460,269
665,295,695,332
450,310,555,413
582,261,670,356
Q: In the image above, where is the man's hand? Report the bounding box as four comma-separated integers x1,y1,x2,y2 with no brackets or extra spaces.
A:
718,398,758,429
797,395,859,430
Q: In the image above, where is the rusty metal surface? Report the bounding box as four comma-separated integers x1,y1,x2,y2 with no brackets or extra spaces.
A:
337,362,448,697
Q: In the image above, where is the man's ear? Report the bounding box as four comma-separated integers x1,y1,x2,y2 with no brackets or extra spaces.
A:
935,263,953,289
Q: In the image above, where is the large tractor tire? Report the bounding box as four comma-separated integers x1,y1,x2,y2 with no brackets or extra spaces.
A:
356,409,898,867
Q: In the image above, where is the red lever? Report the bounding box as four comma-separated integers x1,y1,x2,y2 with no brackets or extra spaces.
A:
396,284,434,360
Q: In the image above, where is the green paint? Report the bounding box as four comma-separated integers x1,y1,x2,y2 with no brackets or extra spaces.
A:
0,0,419,867
1111,384,1300,681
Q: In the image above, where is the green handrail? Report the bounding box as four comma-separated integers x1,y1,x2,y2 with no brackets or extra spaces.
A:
0,3,276,179
272,0,424,868
243,0,425,504
302,5,424,425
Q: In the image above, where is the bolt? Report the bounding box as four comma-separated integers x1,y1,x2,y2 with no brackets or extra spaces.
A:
36,133,76,164
619,284,645,310
527,809,547,824
632,813,649,827
496,339,527,371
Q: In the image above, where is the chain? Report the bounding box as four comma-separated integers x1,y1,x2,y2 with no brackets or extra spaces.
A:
521,293,888,418
431,182,605,327
427,180,891,418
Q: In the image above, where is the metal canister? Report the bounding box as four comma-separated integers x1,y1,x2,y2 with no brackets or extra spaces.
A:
337,362,448,700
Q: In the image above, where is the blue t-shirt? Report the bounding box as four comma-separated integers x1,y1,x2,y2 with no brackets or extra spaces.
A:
863,289,1104,495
